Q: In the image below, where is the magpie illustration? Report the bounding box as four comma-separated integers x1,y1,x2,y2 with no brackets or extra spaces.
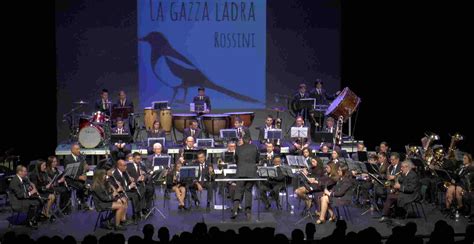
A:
139,32,261,104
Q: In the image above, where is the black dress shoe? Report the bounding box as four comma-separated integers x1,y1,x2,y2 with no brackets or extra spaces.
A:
231,211,238,219
265,203,271,210
49,215,57,223
27,220,38,229
178,205,183,210
114,224,127,231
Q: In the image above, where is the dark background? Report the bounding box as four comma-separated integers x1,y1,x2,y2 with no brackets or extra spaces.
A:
2,0,472,163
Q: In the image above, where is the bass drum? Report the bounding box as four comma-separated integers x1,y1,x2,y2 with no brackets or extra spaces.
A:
78,125,105,148
225,112,255,127
325,87,361,120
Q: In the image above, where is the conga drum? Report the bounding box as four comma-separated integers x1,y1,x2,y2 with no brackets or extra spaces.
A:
202,114,230,136
172,113,197,133
225,112,255,127
144,107,158,131
325,87,361,120
159,108,172,133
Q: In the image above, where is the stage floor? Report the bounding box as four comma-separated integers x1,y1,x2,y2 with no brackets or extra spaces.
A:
0,188,470,241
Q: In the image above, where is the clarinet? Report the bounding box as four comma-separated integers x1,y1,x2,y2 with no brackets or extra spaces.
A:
110,173,129,200
126,171,142,199
24,176,45,202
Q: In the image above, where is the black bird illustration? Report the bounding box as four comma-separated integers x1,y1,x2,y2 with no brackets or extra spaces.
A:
139,31,261,104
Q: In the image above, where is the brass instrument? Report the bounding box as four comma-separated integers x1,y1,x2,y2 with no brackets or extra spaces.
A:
405,145,420,158
275,117,282,146
384,171,402,192
333,115,344,150
447,133,463,160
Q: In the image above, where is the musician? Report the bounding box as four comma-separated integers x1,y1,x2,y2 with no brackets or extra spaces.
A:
190,151,215,209
113,90,134,112
234,117,251,146
292,84,310,120
351,142,367,161
231,135,259,219
9,165,41,228
323,117,337,134
147,142,169,166
329,150,341,165
46,156,71,215
373,152,391,203
290,116,313,153
377,141,391,156
29,160,56,221
128,152,154,215
258,115,277,151
261,156,285,210
113,159,142,222
357,154,379,204
317,163,355,224
192,87,211,113
110,118,132,160
445,153,474,212
64,143,90,210
147,120,166,138
184,136,197,150
261,143,278,166
94,89,111,115
166,162,187,209
294,157,326,211
320,144,330,154
309,79,339,106
91,169,127,231
302,147,312,166
380,160,421,222
183,120,202,142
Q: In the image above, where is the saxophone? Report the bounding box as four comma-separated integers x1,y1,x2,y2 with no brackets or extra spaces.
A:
333,116,344,150
275,118,282,146
447,133,463,160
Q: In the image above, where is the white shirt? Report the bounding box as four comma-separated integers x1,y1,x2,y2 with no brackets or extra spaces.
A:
118,170,128,187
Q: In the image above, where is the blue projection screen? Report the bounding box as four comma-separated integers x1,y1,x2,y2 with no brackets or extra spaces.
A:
138,0,266,110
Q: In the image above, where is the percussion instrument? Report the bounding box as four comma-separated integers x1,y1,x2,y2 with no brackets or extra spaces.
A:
78,115,92,130
144,107,158,131
202,114,230,136
172,113,197,133
325,87,361,120
78,124,105,148
73,100,89,105
225,112,255,127
159,108,172,133
92,111,108,124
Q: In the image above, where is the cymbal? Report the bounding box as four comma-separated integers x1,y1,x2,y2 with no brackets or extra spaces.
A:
269,107,287,112
74,100,89,105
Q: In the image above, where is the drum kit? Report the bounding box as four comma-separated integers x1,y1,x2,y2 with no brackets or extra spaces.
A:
64,100,112,149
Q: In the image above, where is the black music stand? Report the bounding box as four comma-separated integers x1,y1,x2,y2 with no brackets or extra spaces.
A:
265,129,282,140
361,172,383,215
111,107,133,122
224,152,235,164
110,133,132,144
153,156,171,171
258,167,278,178
152,101,168,110
183,150,200,164
64,162,80,180
357,151,369,162
220,129,238,141
313,132,334,144
148,137,165,148
197,138,214,148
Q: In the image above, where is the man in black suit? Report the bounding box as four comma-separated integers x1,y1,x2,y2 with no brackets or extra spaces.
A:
292,83,310,121
94,89,111,115
110,119,132,160
147,143,171,199
128,152,154,215
64,143,90,211
9,165,41,228
233,117,251,146
192,87,211,113
183,120,202,142
309,79,339,105
113,90,134,112
260,156,285,210
380,160,421,222
231,135,259,219
258,115,278,151
114,159,142,222
260,143,278,166
190,151,215,209
290,116,314,153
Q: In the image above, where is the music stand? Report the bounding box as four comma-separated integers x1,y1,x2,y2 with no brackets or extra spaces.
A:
110,133,132,144
220,129,238,140
197,138,214,148
179,166,199,180
313,132,334,143
357,151,368,162
290,127,308,139
153,156,171,171
316,152,331,158
257,167,278,178
364,162,380,175
183,150,199,163
190,102,207,113
152,101,168,110
299,98,316,110
111,107,133,121
148,137,165,148
224,152,235,163
265,129,282,140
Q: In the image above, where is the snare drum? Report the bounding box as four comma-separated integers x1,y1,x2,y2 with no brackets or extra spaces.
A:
144,107,158,131
202,114,230,135
78,124,105,148
160,108,172,133
225,112,255,127
325,87,361,120
172,113,197,133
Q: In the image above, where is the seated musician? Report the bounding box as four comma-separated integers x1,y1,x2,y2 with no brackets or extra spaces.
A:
128,152,154,215
445,153,474,213
261,143,278,166
290,116,314,153
377,141,391,156
64,143,90,210
190,151,215,209
193,87,211,113
46,156,71,215
9,165,41,228
357,154,379,204
258,115,276,151
320,144,330,154
302,147,312,166
317,163,355,224
380,160,421,222
110,118,131,160
94,89,111,115
166,162,187,209
113,90,134,112
113,159,142,222
330,150,341,165
294,157,328,212
376,152,401,202
147,142,170,198
323,117,337,134
29,159,56,221
183,136,197,151
261,156,286,210
233,116,251,146
91,169,128,231
351,142,367,161
183,120,202,143
147,120,166,139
